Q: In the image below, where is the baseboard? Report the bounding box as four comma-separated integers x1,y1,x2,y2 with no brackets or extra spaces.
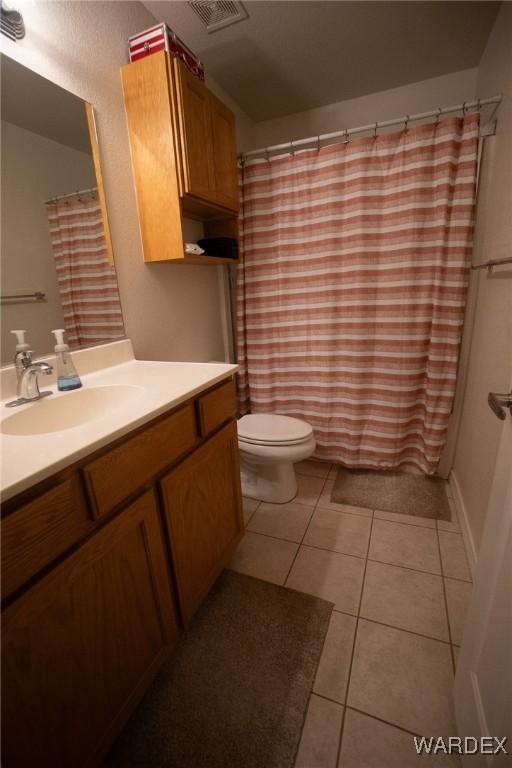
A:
449,469,478,576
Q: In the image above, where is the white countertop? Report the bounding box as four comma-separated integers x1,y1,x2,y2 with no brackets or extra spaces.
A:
1,359,238,503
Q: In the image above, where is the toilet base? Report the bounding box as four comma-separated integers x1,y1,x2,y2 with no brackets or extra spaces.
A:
240,459,298,504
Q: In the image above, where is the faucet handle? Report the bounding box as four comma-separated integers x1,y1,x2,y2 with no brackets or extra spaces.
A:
17,349,34,367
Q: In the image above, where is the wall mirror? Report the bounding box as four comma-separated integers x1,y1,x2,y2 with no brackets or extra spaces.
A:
1,54,125,365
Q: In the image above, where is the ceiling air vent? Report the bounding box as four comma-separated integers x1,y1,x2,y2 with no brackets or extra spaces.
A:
1,2,25,41
188,1,248,33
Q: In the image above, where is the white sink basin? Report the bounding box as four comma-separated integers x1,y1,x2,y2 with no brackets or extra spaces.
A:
1,385,145,436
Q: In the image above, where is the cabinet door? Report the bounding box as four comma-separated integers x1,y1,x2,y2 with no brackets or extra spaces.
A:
173,58,216,203
1,490,178,768
121,51,184,262
160,421,243,623
209,93,239,212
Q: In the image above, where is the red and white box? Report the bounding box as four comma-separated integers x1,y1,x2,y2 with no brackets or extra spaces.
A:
128,23,205,80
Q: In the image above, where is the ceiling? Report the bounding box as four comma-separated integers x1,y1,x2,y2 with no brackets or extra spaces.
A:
143,1,500,122
1,55,92,153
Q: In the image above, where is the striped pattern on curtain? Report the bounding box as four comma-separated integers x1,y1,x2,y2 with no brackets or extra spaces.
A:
237,114,479,474
46,193,125,348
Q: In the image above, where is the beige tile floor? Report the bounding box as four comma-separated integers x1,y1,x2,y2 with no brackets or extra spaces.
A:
230,460,473,768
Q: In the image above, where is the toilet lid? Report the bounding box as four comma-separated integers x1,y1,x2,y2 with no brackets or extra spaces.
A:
238,414,313,446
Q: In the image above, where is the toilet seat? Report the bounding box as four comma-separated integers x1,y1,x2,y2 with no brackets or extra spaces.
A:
238,414,313,446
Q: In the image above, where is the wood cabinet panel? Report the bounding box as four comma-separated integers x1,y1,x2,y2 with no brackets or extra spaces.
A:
1,475,93,601
209,92,239,212
1,490,178,768
160,421,243,623
173,58,215,203
197,378,237,437
83,403,197,518
121,52,239,263
85,103,114,265
121,51,183,262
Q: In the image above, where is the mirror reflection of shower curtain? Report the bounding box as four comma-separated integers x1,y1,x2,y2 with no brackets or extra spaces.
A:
45,191,125,348
237,114,480,475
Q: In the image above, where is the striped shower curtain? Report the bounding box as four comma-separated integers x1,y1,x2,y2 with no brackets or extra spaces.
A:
237,114,479,474
46,192,125,348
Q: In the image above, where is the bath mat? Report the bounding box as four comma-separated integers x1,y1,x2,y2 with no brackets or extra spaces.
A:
106,570,333,768
331,467,451,520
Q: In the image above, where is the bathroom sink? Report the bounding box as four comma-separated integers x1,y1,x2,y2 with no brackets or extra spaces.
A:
1,385,145,436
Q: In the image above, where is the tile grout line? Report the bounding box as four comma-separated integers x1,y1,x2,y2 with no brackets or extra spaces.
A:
313,691,426,740
435,520,457,675
373,515,438,531
243,526,471,583
437,528,473,583
345,705,425,739
283,468,333,587
314,602,453,648
246,529,370,559
289,465,335,768
242,499,260,528
340,613,452,646
335,508,375,768
368,555,470,582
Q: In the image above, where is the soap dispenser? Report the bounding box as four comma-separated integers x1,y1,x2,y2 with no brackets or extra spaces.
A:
51,329,82,391
11,329,30,356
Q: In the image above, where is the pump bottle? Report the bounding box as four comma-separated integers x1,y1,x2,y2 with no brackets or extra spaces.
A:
11,329,30,357
51,329,82,391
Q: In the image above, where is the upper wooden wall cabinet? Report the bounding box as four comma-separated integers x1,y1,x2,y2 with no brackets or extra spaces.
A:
122,52,239,265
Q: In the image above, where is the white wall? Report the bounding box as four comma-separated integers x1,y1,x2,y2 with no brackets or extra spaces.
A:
0,1,253,363
248,68,478,151
1,120,97,364
451,3,512,556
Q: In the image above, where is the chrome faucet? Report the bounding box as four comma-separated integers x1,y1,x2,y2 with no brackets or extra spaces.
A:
14,348,33,396
19,361,54,401
6,356,54,407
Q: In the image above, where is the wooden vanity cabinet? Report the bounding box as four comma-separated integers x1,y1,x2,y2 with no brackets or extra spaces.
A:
121,52,239,264
161,421,243,623
2,490,178,768
1,377,242,767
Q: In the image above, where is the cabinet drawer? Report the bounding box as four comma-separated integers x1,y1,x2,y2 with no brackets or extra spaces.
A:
1,475,93,601
83,404,198,518
197,379,237,438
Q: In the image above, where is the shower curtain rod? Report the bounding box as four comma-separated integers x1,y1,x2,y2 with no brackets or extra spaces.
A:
241,95,502,160
44,186,98,204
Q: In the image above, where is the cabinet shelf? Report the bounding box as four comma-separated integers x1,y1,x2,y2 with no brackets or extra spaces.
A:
177,253,238,266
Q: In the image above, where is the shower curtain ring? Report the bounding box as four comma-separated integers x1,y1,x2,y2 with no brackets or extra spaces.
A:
374,121,378,139
404,115,410,132
317,135,320,151
289,140,295,156
435,107,442,125
264,147,270,161
344,128,349,144
462,101,468,115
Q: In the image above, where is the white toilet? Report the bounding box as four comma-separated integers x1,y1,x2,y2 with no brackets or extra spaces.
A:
237,413,316,504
